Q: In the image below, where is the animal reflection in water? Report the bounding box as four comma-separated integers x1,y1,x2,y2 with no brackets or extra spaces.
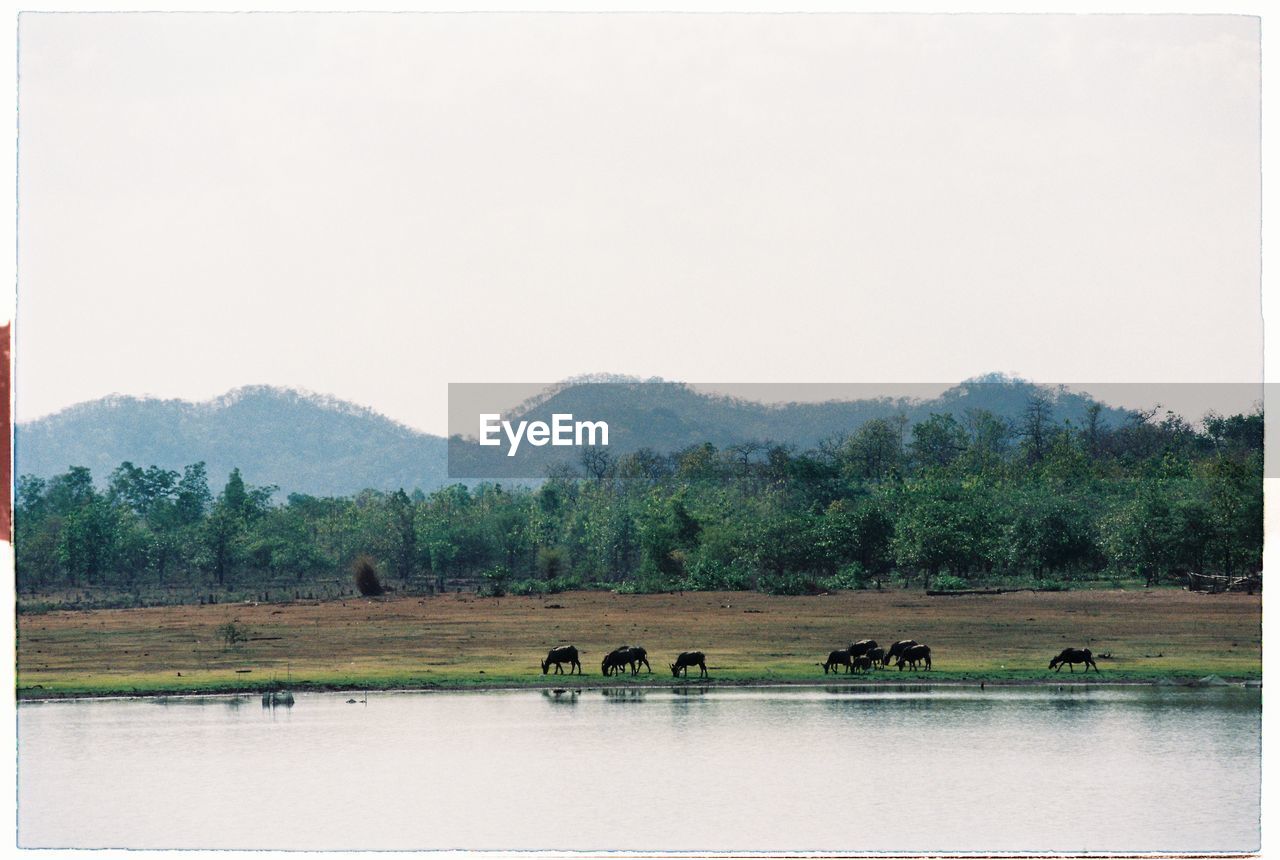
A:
542,688,581,704
602,645,652,676
601,688,647,702
670,651,708,678
541,645,582,675
1050,648,1099,673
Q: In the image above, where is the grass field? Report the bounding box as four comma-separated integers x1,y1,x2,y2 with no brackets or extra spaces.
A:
15,588,1262,698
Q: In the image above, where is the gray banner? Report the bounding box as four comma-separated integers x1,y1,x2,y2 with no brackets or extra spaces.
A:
447,380,1265,479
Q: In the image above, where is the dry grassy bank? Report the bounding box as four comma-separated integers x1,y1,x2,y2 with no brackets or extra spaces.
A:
16,588,1261,697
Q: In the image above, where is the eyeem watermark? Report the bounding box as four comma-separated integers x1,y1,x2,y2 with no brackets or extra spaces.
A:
448,380,1264,479
479,413,609,457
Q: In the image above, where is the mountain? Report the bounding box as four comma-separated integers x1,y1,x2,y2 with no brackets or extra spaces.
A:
447,374,1136,478
511,374,1130,450
16,376,1136,495
15,386,449,497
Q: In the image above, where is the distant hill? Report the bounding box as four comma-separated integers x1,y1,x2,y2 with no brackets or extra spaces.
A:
17,376,1135,495
507,374,1129,448
448,374,1135,478
15,386,449,497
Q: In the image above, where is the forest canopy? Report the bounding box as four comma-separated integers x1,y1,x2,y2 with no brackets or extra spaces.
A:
13,400,1263,607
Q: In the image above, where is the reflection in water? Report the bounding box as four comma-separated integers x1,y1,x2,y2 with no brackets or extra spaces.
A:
671,685,710,696
18,686,1259,852
149,695,253,711
541,689,580,705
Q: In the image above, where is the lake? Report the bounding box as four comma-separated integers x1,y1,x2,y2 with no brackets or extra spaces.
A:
17,685,1260,852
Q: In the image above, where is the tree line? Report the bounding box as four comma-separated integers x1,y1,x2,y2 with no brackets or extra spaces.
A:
13,399,1263,604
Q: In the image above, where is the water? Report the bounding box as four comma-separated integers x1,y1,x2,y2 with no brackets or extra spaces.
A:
17,685,1260,852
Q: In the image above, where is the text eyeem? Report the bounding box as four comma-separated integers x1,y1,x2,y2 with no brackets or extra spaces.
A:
479,413,610,457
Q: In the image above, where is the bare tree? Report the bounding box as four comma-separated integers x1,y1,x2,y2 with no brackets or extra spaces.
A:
579,446,613,483
1020,395,1054,464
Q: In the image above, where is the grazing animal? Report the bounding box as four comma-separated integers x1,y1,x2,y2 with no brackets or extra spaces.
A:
884,640,919,667
602,647,632,676
670,651,708,678
851,654,874,674
602,645,651,676
623,645,652,674
864,646,885,668
895,644,932,671
541,645,582,675
848,639,879,657
1049,648,1098,673
821,649,854,674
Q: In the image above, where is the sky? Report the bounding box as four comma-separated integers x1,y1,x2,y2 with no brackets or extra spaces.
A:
14,13,1262,434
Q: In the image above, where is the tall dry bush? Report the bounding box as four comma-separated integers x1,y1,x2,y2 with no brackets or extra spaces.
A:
353,555,385,596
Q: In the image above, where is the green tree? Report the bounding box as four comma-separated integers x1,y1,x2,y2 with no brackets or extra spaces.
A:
910,413,968,470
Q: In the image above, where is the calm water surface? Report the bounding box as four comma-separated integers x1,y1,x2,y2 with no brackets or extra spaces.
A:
17,685,1260,852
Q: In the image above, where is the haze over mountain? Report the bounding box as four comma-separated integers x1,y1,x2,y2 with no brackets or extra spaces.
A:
16,386,450,497
16,376,1137,496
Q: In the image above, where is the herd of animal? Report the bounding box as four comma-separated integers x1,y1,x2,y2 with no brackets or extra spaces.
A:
540,645,706,677
540,642,1102,677
819,639,931,673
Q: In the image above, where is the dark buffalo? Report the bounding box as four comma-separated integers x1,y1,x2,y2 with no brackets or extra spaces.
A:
851,654,874,674
896,644,932,671
670,651,708,678
542,645,582,675
624,646,652,674
602,645,652,676
848,639,879,657
602,647,631,676
864,646,885,667
821,649,854,674
1049,648,1098,673
883,640,918,668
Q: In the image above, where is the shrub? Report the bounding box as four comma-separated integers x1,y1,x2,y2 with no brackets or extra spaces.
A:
543,575,583,594
478,566,510,597
216,621,250,649
508,579,546,596
757,573,820,596
353,555,385,596
536,546,567,580
820,563,871,591
931,574,968,591
628,573,680,593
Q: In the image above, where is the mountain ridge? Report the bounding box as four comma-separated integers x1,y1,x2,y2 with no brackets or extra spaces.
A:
17,376,1135,495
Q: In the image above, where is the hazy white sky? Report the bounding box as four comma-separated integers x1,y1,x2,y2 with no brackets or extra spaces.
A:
16,13,1261,433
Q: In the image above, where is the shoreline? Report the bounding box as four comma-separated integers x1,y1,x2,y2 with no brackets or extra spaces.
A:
16,672,1261,702
19,589,1261,702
